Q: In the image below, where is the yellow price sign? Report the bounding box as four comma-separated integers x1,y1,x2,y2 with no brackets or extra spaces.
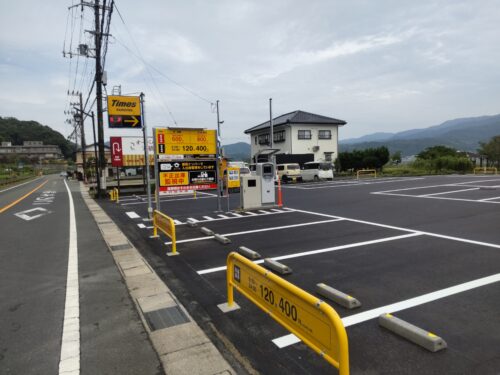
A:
155,128,216,155
159,171,189,186
225,253,349,374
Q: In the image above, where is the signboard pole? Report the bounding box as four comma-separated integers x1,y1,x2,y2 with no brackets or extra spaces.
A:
141,93,153,219
216,100,222,212
153,127,161,212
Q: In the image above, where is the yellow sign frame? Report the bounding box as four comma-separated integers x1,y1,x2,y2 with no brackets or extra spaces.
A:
225,252,349,374
155,128,217,156
107,95,141,116
153,210,177,255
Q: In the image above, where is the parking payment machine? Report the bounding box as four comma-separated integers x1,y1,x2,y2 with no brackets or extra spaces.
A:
240,175,262,209
255,162,275,205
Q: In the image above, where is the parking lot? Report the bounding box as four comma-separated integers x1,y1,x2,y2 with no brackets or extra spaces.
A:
100,175,500,374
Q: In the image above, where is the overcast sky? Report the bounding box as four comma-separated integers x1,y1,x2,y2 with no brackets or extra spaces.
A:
1,0,500,144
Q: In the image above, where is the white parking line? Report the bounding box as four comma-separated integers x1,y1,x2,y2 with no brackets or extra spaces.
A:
167,219,344,246
479,196,500,201
230,212,243,217
290,208,500,249
217,214,230,219
197,233,422,275
121,195,214,205
287,178,425,190
137,223,146,228
175,209,296,225
59,180,80,373
418,187,479,197
203,216,215,220
273,272,500,348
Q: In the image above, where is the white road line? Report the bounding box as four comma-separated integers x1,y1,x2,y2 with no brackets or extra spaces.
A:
173,219,183,225
59,180,80,374
418,187,479,197
244,211,257,216
197,233,421,275
203,216,215,220
167,219,344,246
187,217,199,222
197,191,218,197
292,208,500,248
373,192,500,204
126,211,141,219
121,195,214,205
217,214,230,219
137,223,146,228
288,178,425,190
479,196,500,201
273,272,500,348
230,212,243,217
0,176,43,193
176,209,295,226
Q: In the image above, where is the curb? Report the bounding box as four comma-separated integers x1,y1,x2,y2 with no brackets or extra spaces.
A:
80,183,235,375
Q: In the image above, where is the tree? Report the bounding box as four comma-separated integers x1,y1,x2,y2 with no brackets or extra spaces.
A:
478,135,500,167
391,151,402,164
417,145,457,160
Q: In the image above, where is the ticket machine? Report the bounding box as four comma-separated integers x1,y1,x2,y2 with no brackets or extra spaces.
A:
255,162,275,205
240,175,262,209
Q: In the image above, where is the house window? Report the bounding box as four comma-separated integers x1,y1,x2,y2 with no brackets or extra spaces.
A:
298,130,311,140
258,134,270,145
318,130,331,139
274,130,285,143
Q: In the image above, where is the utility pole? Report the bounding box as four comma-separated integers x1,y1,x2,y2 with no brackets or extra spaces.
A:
94,0,106,196
79,92,87,181
216,100,223,212
269,98,274,150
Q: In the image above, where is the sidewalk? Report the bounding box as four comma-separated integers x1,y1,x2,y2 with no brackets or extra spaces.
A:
77,182,235,375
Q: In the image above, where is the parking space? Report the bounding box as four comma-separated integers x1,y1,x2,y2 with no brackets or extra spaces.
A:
98,174,500,374
283,177,425,190
373,177,500,204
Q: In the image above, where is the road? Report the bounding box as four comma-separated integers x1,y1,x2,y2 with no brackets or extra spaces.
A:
0,175,160,374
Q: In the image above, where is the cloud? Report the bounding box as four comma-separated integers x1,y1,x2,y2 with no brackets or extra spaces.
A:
241,32,405,84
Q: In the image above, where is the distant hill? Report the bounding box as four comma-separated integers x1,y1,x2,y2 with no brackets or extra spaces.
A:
0,116,74,159
222,142,251,161
340,114,500,156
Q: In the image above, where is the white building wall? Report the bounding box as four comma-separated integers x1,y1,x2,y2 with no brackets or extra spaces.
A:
249,124,340,162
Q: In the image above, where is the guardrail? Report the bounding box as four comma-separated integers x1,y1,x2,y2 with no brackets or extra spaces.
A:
222,252,349,374
356,169,377,179
474,167,498,175
152,209,177,256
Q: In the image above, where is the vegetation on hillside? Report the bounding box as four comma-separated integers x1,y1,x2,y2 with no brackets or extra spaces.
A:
478,135,500,167
336,146,390,172
0,116,74,159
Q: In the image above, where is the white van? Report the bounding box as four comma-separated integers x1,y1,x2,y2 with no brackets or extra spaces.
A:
300,162,334,182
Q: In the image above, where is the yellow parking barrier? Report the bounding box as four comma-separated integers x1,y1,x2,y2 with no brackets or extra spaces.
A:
152,209,178,256
356,169,377,179
109,189,116,201
474,167,497,175
114,188,119,203
220,252,349,374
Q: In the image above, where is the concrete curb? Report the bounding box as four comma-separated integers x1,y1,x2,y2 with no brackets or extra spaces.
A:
80,184,235,375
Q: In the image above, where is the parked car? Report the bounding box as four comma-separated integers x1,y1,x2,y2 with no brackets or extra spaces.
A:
277,163,302,183
300,162,334,182
59,171,68,178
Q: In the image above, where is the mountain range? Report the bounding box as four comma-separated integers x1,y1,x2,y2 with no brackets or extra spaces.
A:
340,114,500,156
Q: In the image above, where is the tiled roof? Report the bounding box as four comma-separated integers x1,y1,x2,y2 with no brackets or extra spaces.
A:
244,110,346,134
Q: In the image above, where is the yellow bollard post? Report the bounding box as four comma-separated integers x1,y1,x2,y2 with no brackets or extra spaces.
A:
115,188,119,203
194,190,197,199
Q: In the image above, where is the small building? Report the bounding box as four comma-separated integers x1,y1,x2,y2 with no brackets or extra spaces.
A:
75,143,111,179
0,141,63,161
244,110,346,163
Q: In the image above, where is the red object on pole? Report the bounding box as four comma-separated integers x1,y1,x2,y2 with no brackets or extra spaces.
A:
277,176,283,207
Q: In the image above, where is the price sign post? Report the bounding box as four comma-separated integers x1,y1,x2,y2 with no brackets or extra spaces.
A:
153,127,218,210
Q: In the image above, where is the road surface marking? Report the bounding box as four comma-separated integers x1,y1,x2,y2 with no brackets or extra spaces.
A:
137,223,146,228
59,179,80,374
168,219,344,246
0,179,48,213
14,207,51,221
196,233,421,275
273,272,500,348
418,187,479,197
0,176,43,193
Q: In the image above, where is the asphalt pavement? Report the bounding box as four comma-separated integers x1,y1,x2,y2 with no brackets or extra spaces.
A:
0,175,161,374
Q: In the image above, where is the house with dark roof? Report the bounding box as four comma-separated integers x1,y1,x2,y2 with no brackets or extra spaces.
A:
244,110,347,162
